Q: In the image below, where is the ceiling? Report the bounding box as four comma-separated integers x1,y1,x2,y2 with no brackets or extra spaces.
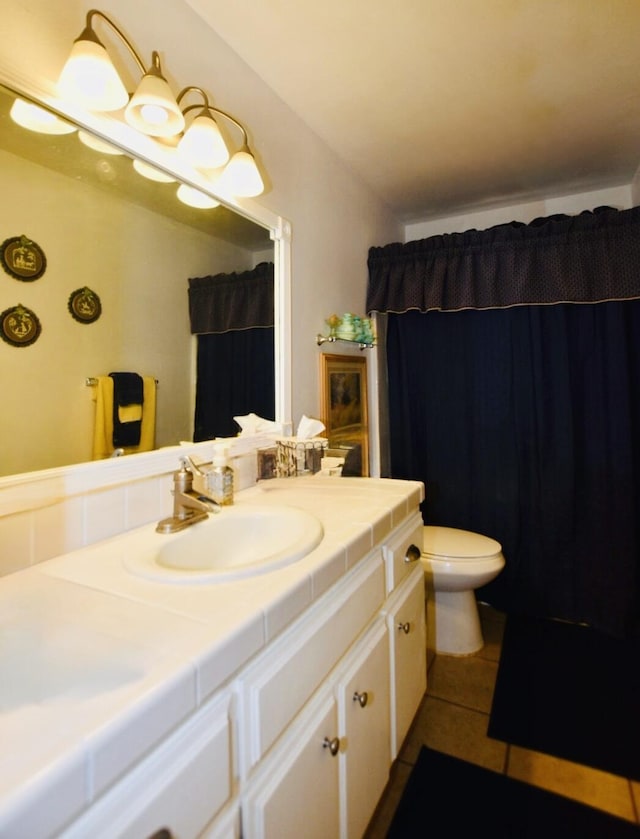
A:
185,0,640,222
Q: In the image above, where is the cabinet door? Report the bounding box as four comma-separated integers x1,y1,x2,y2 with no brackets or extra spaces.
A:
243,691,340,839
386,565,427,758
337,621,391,839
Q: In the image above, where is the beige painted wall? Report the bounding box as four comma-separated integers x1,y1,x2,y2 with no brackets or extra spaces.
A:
0,147,255,476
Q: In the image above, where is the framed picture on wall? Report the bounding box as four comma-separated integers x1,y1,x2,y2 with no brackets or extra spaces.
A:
320,353,369,476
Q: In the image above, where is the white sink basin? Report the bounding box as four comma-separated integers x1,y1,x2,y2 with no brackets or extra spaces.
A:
124,504,324,584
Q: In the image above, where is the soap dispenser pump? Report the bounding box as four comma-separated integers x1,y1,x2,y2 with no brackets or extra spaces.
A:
209,443,234,505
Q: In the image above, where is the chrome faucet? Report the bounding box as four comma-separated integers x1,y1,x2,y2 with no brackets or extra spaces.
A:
156,458,220,534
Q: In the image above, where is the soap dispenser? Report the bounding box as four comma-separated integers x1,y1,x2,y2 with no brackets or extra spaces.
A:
209,443,234,505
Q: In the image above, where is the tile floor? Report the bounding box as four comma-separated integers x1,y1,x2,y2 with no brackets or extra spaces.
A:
364,603,640,837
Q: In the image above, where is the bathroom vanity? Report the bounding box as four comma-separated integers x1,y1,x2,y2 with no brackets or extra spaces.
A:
0,476,426,838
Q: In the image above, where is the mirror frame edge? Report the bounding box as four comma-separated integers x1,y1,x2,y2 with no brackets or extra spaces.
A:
0,60,293,490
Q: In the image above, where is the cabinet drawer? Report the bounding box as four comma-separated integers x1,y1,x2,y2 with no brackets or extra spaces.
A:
239,557,385,770
382,512,424,592
61,693,233,839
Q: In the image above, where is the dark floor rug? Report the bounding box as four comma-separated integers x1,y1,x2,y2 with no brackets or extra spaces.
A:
488,613,640,781
387,747,640,838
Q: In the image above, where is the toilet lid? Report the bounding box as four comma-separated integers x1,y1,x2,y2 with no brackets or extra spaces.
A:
422,525,502,560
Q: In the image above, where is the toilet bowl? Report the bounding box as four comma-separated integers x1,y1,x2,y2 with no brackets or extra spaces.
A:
421,525,505,656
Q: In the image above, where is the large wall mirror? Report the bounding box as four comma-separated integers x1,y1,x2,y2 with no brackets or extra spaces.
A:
0,74,290,479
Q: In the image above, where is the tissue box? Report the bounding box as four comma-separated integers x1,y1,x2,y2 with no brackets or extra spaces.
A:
276,437,329,477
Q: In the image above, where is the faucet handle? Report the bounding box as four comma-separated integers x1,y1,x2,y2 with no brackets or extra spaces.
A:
174,459,193,493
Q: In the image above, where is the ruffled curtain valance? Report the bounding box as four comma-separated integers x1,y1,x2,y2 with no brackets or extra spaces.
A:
188,261,274,334
367,206,640,314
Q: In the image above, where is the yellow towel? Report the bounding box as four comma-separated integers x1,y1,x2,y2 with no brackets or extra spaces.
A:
118,403,143,423
92,376,157,460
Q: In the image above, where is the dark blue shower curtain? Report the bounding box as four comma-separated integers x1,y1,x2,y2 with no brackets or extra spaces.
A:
386,304,640,639
193,326,275,440
188,262,275,440
368,208,640,639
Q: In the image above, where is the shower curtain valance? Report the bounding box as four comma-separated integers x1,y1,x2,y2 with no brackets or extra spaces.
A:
367,206,640,314
188,261,274,334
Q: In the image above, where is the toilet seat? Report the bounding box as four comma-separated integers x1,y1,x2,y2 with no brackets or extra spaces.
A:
422,525,502,561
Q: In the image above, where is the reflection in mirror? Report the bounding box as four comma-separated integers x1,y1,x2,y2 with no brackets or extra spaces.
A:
0,83,275,478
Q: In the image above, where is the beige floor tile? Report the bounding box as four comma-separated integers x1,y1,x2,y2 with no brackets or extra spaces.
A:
427,652,498,713
367,602,638,833
508,745,638,822
478,602,506,625
398,694,507,772
363,758,413,839
477,615,505,662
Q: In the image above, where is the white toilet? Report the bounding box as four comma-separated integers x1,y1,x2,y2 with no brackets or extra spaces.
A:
421,525,505,656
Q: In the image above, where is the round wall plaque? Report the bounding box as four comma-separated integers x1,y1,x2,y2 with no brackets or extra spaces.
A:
0,235,46,281
0,304,42,347
68,286,102,324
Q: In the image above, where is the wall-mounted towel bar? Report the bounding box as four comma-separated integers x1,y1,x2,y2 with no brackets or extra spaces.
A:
85,377,159,387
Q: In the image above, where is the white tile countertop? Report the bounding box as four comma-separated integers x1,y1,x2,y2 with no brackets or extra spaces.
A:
0,476,423,838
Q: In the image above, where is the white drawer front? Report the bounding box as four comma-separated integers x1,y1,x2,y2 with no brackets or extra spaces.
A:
241,557,386,768
382,511,423,592
61,692,233,839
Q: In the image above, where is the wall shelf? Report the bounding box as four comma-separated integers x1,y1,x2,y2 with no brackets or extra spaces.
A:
316,334,375,351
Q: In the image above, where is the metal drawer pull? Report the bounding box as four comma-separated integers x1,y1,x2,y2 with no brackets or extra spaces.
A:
323,736,340,756
398,621,411,634
405,544,421,563
353,690,369,708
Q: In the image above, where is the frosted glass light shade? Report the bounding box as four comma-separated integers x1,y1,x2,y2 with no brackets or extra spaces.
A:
125,74,185,137
78,130,124,154
132,159,176,183
220,147,264,197
58,39,129,112
176,184,220,209
177,112,229,169
10,99,77,135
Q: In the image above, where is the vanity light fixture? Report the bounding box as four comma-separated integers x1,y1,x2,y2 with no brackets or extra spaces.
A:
176,88,230,169
176,184,220,209
9,98,76,135
176,87,264,196
77,129,124,154
124,52,185,138
132,158,177,183
57,11,130,112
56,9,266,196
58,10,184,137
216,142,265,198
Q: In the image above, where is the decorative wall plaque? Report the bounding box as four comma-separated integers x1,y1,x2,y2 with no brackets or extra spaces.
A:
0,304,42,347
0,235,46,281
68,286,102,324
